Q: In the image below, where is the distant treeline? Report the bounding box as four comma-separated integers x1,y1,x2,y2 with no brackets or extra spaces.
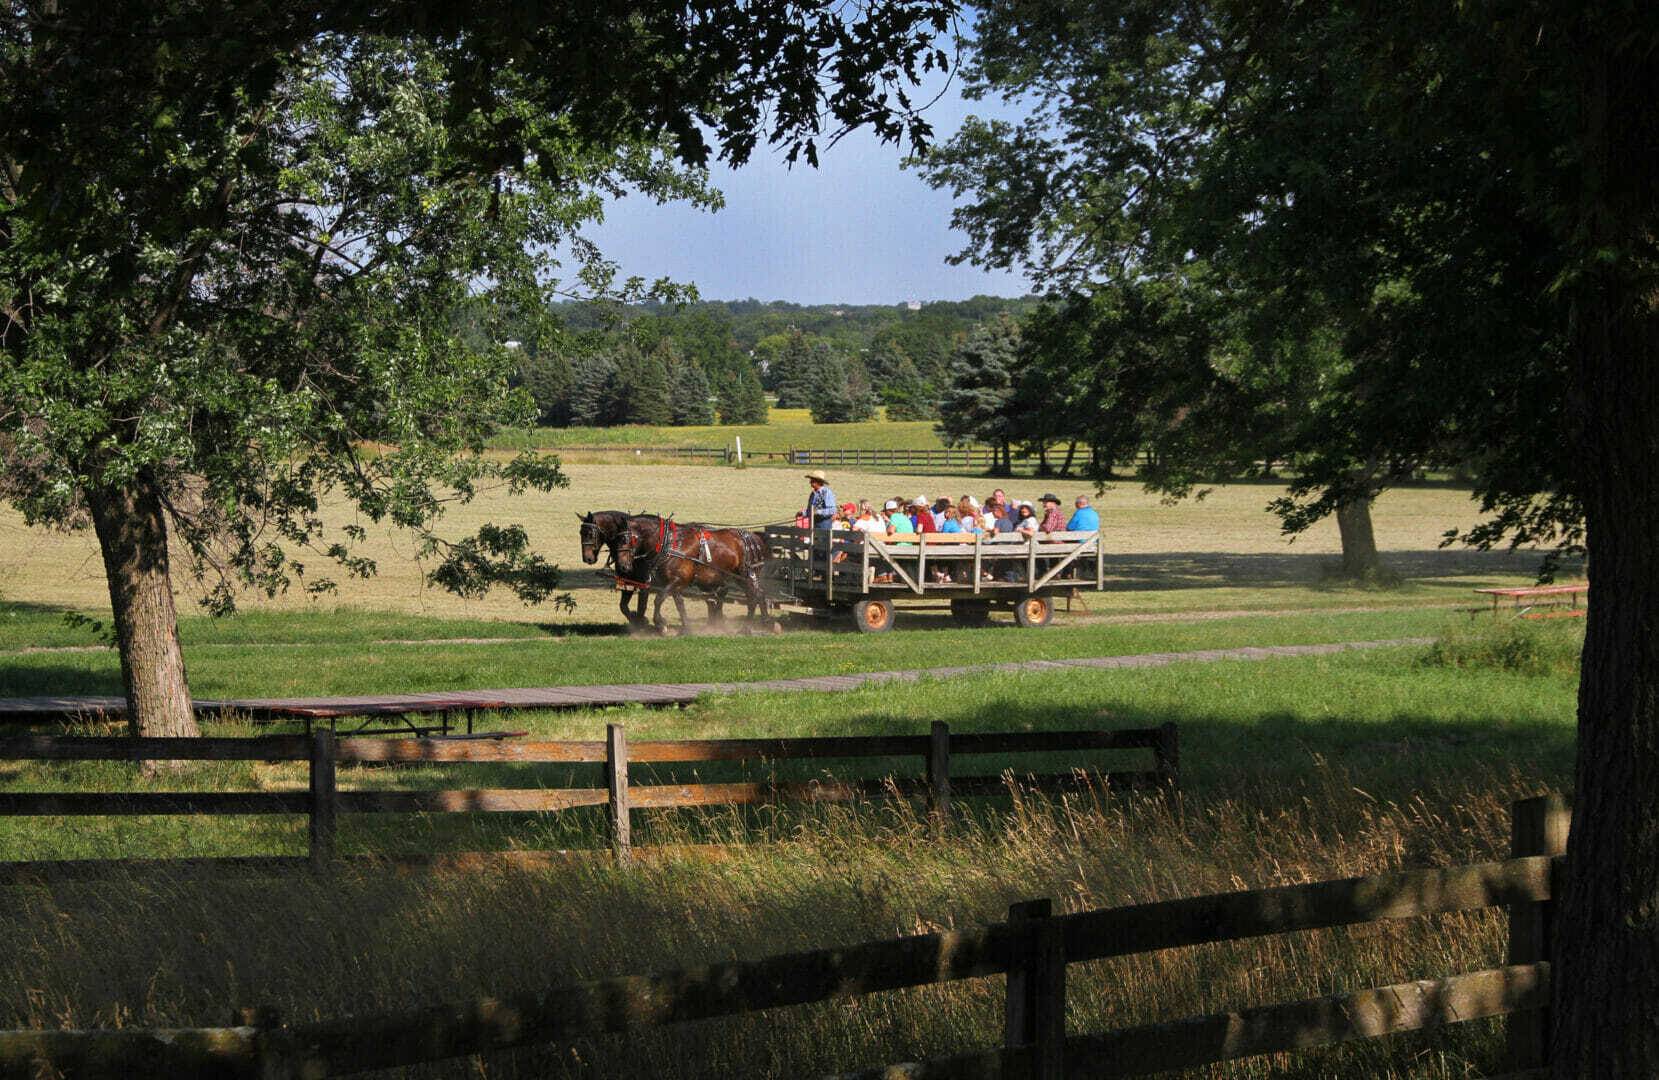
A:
497,296,1038,428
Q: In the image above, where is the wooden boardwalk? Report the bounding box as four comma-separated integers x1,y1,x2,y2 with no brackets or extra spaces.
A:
0,638,1427,727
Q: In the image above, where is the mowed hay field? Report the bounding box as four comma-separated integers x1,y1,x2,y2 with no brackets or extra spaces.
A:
0,460,1549,626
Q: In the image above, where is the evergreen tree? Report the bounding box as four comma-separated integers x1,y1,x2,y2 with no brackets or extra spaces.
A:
669,358,715,425
842,357,880,422
718,361,770,424
772,330,817,409
617,341,674,425
515,352,576,426
869,343,933,420
569,354,623,427
936,317,1020,471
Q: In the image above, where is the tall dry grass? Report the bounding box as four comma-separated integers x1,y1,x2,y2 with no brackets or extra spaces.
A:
1,764,1548,1078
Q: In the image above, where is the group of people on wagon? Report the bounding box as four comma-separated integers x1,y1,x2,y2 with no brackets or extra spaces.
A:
800,471,1099,536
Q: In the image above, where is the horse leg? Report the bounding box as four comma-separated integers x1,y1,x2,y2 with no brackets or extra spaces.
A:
619,589,640,627
674,590,691,633
652,587,669,633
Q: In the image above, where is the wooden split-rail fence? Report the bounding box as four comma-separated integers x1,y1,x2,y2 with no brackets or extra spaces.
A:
0,796,1568,1079
0,722,1178,876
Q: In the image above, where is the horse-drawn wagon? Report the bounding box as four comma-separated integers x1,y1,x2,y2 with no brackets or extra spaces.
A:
761,525,1105,632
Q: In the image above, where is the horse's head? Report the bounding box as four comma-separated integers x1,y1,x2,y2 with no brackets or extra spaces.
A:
616,515,664,578
578,512,603,565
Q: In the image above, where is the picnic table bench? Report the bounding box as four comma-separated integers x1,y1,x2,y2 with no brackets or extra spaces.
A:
1473,584,1588,618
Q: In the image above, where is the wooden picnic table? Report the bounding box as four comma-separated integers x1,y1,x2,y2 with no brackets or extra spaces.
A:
243,698,512,737
1473,583,1588,618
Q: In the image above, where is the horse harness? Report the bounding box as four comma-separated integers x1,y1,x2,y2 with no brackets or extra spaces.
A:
658,516,718,570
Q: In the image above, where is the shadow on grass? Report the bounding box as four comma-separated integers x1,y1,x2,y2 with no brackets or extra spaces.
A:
1100,547,1571,592
0,663,124,699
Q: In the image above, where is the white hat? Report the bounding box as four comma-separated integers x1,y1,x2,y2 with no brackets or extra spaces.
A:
883,499,899,511
966,496,980,508
912,496,928,506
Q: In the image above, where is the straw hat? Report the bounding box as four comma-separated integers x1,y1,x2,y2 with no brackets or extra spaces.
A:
912,495,929,507
804,470,829,484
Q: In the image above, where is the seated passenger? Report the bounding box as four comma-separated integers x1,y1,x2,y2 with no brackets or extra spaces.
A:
1067,494,1101,531
885,499,916,537
852,505,885,536
937,506,964,533
911,496,938,533
1038,493,1065,533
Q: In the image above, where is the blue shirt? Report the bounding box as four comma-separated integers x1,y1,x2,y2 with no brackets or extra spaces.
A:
939,519,963,533
806,485,837,528
1066,506,1100,531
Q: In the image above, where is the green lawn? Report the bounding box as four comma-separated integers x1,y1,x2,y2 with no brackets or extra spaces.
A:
0,606,1471,698
0,638,1575,1079
490,407,951,452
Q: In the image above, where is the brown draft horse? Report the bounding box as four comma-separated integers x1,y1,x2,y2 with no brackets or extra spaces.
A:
614,516,770,633
577,510,653,628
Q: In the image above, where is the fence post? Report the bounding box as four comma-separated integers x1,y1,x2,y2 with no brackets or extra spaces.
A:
308,730,336,870
1507,793,1569,1070
607,723,632,863
1005,899,1065,1079
232,1007,296,1080
1154,722,1180,795
927,721,951,831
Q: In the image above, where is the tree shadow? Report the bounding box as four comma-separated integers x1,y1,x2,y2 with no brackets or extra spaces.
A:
0,664,125,700
1099,547,1570,592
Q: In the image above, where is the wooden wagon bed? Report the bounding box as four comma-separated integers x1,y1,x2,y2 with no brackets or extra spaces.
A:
762,526,1104,632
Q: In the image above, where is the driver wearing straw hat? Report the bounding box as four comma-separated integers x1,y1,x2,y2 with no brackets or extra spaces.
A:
803,470,837,530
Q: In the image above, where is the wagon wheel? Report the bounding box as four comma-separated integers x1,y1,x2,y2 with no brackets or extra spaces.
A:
950,598,993,627
1014,594,1053,629
852,599,895,634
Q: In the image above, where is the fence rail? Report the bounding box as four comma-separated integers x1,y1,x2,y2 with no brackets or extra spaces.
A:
0,722,1176,875
0,797,1569,1079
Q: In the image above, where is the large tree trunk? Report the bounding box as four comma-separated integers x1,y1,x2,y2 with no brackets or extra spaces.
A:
1333,497,1386,580
1550,27,1659,1076
87,474,199,739
1059,441,1077,477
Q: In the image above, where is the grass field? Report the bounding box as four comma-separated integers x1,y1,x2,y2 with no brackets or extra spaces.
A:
0,463,1558,626
0,451,1587,1077
489,407,950,452
0,627,1581,1077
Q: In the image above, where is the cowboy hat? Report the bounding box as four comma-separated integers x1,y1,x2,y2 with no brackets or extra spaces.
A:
1041,492,1061,503
912,495,929,506
804,470,828,483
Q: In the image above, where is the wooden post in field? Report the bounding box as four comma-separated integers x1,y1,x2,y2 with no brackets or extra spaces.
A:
1507,793,1568,1069
606,723,631,863
1154,722,1180,797
1005,898,1065,1079
308,730,337,870
927,721,951,831
232,1006,294,1079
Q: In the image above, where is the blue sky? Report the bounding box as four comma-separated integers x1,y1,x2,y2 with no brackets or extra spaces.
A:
583,71,1032,306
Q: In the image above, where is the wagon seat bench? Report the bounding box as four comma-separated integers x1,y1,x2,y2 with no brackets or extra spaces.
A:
1472,583,1588,619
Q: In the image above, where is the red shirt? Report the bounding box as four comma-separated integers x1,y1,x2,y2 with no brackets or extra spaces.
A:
1039,507,1065,532
914,511,938,533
